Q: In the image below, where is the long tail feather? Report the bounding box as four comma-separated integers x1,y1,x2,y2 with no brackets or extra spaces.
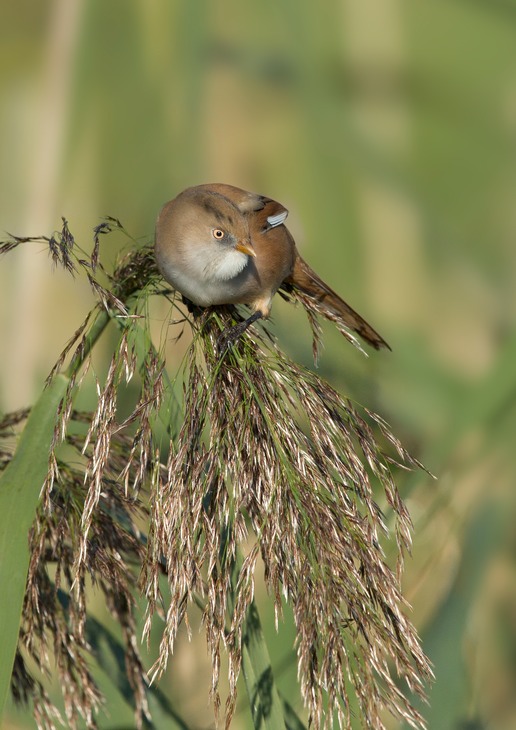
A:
285,255,390,351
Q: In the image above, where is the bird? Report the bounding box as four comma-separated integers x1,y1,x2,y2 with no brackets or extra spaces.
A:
155,183,389,351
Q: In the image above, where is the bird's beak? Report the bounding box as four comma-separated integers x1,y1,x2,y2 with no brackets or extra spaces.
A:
234,240,256,258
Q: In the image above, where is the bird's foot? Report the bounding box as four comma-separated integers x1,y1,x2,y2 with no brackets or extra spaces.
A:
216,311,263,357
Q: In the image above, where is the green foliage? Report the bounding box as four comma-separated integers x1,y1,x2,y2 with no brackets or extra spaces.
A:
0,376,68,718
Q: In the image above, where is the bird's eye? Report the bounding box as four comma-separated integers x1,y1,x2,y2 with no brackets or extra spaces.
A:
212,229,225,240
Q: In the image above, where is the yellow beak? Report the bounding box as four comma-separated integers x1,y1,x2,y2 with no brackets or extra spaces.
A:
234,240,256,257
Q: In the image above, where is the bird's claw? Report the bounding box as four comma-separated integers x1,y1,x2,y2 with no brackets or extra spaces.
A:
216,322,247,357
216,311,263,357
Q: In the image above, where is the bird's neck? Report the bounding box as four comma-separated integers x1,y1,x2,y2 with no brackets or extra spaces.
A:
200,247,249,282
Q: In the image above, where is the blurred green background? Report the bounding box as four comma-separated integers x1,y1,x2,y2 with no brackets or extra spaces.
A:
1,1,515,728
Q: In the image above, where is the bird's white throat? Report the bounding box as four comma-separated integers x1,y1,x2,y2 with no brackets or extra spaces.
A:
207,248,249,281
157,241,252,307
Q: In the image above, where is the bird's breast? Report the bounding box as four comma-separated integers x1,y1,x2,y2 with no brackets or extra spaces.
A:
156,243,258,307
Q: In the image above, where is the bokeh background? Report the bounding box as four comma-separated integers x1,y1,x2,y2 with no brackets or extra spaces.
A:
1,1,516,728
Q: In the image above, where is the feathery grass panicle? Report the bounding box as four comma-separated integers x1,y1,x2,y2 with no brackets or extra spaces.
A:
1,221,431,729
143,307,432,728
2,408,150,729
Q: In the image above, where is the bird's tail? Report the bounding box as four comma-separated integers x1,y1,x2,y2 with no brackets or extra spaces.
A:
285,255,390,351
